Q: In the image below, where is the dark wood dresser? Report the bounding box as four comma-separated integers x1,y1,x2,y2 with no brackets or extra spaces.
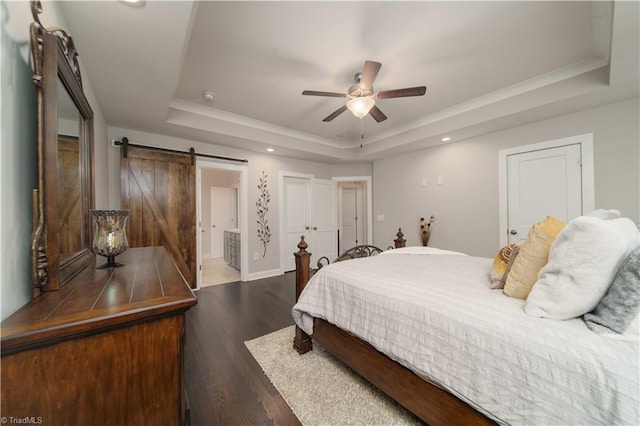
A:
1,247,197,425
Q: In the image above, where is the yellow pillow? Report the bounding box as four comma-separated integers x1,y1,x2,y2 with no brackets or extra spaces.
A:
490,243,519,289
504,216,565,299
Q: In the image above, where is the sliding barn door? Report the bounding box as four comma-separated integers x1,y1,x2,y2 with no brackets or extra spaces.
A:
121,147,196,288
58,136,82,262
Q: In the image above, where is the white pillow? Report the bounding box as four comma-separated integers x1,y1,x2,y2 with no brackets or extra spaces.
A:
524,216,640,320
587,209,621,220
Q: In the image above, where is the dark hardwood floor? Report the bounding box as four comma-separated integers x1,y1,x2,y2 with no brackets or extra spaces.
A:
184,272,301,426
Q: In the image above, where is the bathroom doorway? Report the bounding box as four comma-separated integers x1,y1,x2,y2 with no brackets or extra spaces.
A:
334,176,372,255
197,163,245,287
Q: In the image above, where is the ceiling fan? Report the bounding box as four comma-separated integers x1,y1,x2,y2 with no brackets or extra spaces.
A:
302,60,426,123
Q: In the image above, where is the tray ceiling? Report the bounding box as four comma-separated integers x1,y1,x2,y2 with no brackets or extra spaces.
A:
61,1,639,162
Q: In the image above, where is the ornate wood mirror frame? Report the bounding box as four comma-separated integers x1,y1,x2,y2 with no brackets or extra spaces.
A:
30,0,95,291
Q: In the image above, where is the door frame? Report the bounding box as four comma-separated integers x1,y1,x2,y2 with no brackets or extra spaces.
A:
279,171,314,274
498,133,594,247
333,176,373,248
196,159,248,289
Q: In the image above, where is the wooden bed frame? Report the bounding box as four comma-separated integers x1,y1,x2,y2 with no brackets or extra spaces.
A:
292,231,495,426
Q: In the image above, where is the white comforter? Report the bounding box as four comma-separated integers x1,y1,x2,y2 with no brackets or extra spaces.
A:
292,247,639,425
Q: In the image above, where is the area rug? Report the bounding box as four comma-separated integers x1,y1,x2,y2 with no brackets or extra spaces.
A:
245,326,420,425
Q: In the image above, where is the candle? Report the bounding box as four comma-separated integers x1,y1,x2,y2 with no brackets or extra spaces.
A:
91,210,129,269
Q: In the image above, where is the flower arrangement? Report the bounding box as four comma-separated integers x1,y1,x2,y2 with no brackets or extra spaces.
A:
420,215,435,246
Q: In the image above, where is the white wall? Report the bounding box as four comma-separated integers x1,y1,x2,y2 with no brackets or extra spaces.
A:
1,2,37,320
373,97,640,257
0,2,108,320
107,126,373,278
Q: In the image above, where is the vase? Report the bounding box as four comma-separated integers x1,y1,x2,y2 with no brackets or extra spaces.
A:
91,210,129,268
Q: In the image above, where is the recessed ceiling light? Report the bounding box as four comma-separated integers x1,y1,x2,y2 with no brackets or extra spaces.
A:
441,136,451,142
202,91,215,102
266,148,275,153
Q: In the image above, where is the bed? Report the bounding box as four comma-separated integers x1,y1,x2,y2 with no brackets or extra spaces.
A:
291,234,639,425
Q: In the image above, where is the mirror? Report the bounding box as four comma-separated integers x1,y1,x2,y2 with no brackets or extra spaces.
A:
30,1,94,291
57,79,84,264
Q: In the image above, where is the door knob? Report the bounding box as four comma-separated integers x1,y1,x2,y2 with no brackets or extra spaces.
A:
305,226,310,230
510,230,518,235
313,227,318,231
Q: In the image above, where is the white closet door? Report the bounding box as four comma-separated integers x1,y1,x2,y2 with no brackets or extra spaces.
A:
311,178,338,266
283,177,310,272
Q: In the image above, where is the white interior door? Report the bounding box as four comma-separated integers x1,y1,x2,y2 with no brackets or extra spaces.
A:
340,186,365,251
507,144,582,243
355,187,364,245
311,178,338,266
283,177,310,272
210,186,235,258
341,188,357,251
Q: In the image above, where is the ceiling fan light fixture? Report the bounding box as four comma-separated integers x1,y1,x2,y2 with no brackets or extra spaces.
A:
302,60,425,123
347,96,375,119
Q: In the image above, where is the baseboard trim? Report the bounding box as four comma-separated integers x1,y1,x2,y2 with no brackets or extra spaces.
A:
245,268,282,281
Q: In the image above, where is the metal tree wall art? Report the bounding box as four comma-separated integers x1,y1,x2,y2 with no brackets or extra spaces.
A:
256,171,271,257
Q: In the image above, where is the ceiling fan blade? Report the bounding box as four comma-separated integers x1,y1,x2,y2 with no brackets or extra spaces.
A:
322,105,348,122
377,86,427,99
302,90,346,98
369,105,387,123
359,61,382,90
